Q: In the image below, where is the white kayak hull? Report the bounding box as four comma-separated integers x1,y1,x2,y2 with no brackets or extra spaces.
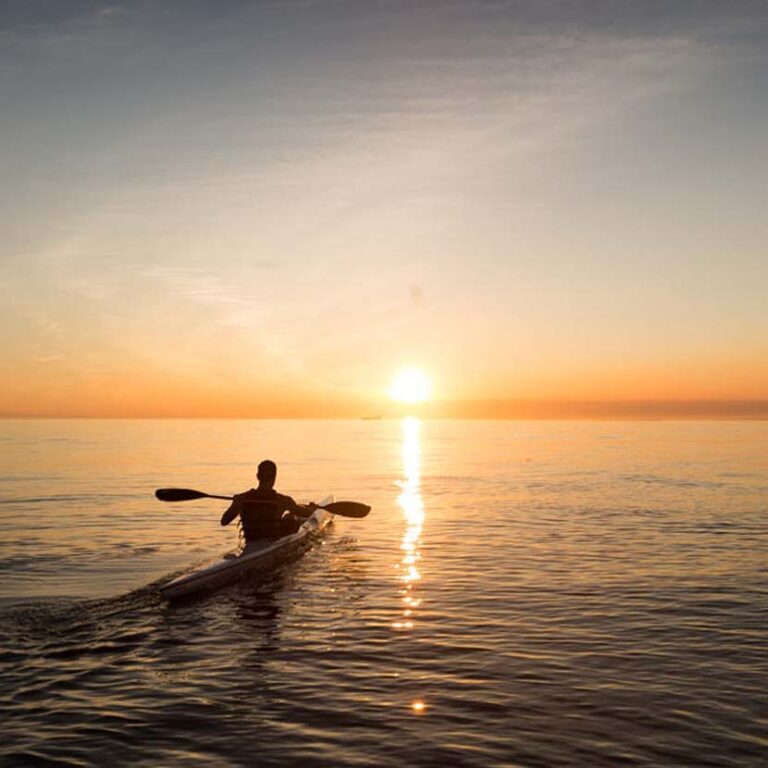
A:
160,495,334,600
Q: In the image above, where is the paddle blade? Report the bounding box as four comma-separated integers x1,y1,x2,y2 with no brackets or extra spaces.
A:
322,501,371,518
155,488,210,502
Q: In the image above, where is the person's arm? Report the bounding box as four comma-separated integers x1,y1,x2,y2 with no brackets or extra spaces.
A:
280,494,316,519
220,494,243,526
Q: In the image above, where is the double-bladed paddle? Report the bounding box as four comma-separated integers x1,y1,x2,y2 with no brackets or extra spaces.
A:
155,488,371,518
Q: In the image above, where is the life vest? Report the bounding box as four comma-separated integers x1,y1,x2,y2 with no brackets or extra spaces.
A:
239,489,296,541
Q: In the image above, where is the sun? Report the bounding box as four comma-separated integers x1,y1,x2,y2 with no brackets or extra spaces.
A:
389,369,431,404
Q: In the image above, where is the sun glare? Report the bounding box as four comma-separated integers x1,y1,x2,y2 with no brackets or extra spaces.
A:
389,369,431,404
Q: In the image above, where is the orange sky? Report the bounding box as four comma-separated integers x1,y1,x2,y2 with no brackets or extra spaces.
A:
2,365,767,419
1,3,766,418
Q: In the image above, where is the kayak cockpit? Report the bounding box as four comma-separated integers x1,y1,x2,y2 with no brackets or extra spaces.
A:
160,495,334,600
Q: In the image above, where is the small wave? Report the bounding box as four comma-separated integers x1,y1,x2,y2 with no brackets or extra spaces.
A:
108,543,161,555
620,473,728,489
0,493,142,506
0,553,71,573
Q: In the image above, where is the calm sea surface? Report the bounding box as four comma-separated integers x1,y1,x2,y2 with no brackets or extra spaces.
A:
1,419,766,767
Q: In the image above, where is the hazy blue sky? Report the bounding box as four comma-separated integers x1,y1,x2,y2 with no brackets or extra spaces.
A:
1,1,766,415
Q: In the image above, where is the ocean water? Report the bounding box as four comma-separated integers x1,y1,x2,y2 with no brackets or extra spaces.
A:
1,418,766,767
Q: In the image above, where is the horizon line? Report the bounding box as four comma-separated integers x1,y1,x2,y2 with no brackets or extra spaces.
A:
2,399,768,420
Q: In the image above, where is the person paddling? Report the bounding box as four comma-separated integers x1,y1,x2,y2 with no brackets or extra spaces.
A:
220,460,314,542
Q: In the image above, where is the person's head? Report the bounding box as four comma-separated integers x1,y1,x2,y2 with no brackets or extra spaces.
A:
257,459,277,489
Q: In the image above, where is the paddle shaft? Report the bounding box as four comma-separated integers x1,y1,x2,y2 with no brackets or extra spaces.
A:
155,488,370,518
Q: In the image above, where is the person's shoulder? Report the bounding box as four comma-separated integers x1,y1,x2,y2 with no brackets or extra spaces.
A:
275,491,296,505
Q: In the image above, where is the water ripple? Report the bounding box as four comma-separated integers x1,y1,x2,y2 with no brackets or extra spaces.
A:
1,420,767,766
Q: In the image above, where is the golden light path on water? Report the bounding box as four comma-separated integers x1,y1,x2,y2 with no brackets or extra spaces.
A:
393,416,427,714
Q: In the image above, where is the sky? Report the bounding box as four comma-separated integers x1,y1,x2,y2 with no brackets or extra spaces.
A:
1,0,767,418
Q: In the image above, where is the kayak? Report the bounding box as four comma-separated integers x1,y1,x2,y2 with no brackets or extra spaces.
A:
160,495,334,600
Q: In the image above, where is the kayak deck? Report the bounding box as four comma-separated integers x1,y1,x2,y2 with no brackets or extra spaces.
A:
160,495,334,600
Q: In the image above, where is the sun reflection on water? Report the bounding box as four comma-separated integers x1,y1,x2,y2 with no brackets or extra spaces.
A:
392,417,428,712
393,417,424,634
